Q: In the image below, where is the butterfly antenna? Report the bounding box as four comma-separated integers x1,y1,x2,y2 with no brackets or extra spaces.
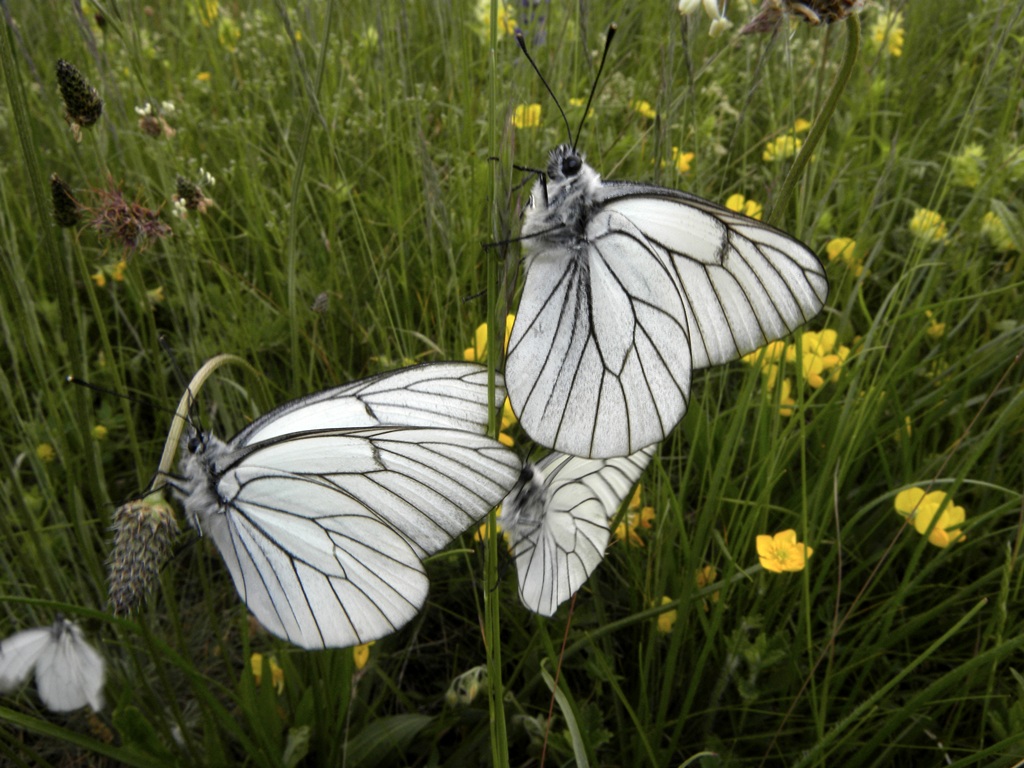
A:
573,24,617,149
515,29,573,147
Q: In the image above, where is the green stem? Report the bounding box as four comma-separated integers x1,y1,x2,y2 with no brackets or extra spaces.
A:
768,14,861,228
484,2,510,765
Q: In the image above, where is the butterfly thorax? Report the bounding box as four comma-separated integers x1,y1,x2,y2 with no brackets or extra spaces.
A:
522,144,602,249
176,431,231,529
503,463,549,535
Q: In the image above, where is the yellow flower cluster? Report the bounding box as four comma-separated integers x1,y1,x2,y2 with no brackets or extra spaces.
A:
757,530,813,573
894,488,966,548
249,653,284,694
869,10,905,57
909,208,949,244
742,330,851,417
924,310,945,340
725,193,763,221
950,144,985,189
474,0,517,40
981,211,1017,253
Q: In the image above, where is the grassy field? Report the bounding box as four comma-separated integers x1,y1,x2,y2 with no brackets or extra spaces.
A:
1,0,1022,765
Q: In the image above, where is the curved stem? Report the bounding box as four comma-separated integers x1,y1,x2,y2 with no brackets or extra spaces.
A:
768,14,861,228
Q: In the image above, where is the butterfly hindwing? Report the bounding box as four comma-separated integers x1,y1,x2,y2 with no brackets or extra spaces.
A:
503,446,655,616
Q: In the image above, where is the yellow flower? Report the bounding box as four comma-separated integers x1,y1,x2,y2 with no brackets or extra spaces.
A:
656,596,677,634
981,211,1017,253
190,0,219,27
924,310,945,339
757,529,814,573
777,377,796,417
36,443,56,463
512,103,542,129
464,315,516,362
725,193,763,221
763,135,803,163
695,565,720,612
146,286,165,305
869,11,904,57
672,147,695,174
894,488,966,548
787,329,850,389
498,398,518,447
217,16,241,53
91,425,108,441
473,506,508,544
475,0,516,39
250,653,285,694
909,208,948,244
825,237,863,276
111,260,127,282
613,486,654,547
196,71,212,83
950,144,985,189
630,100,657,120
793,118,812,134
353,641,374,670
90,270,107,288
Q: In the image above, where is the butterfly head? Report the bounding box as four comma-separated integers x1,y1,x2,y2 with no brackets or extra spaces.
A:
547,144,584,182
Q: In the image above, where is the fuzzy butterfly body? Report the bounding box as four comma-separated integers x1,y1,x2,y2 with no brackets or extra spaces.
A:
506,144,828,458
171,362,520,650
502,445,655,616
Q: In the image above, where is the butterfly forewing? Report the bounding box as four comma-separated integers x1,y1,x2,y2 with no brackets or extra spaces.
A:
235,362,507,444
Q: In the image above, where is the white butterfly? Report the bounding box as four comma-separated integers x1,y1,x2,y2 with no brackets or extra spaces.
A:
504,33,828,458
167,362,520,649
501,445,655,616
0,616,105,712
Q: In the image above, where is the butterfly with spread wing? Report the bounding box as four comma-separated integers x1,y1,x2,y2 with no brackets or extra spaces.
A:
505,26,829,458
0,616,105,712
164,361,519,650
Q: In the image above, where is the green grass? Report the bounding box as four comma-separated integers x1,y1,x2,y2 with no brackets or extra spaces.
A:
2,0,1023,765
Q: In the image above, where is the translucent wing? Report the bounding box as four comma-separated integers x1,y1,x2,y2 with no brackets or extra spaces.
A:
181,426,520,649
502,446,655,616
34,619,105,712
0,618,105,712
506,150,827,458
235,362,506,443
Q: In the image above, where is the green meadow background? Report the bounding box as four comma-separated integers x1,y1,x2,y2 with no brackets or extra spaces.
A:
2,0,1023,765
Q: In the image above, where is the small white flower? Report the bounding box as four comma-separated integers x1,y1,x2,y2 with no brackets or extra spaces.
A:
172,198,189,219
134,102,154,116
678,0,702,14
160,100,176,114
199,168,216,187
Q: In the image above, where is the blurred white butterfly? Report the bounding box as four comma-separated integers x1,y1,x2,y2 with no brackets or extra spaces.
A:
164,361,520,649
0,616,105,712
505,28,829,458
502,445,655,616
